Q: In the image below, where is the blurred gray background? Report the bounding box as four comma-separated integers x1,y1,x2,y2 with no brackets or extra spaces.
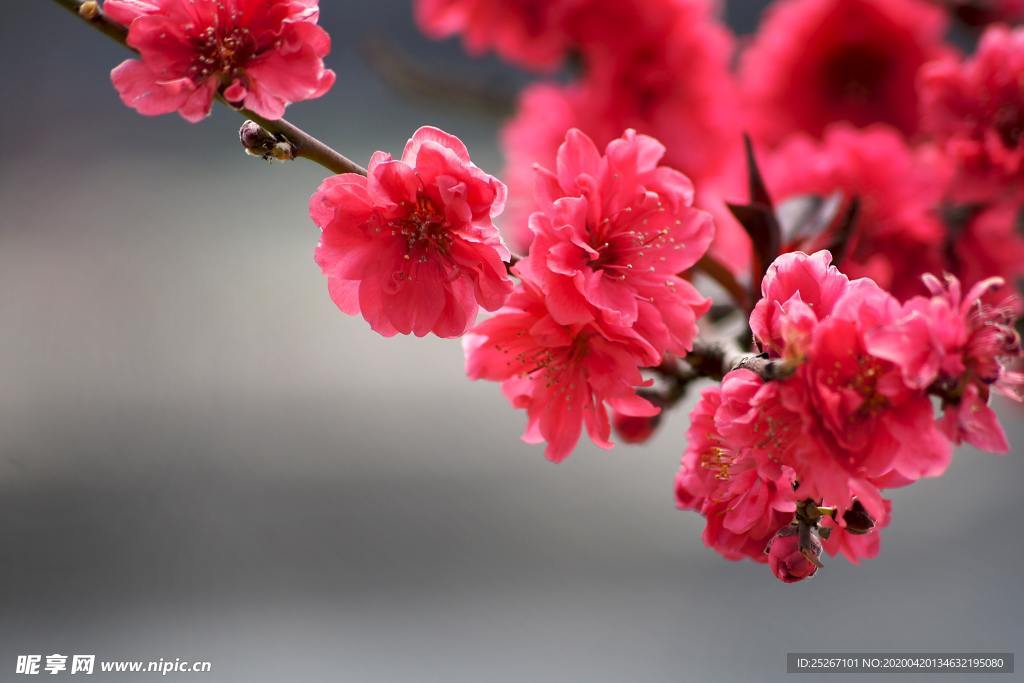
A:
1,1,1020,681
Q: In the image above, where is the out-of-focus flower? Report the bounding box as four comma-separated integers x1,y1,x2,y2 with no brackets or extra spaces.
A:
764,125,949,300
867,274,1023,452
920,26,1024,204
310,126,512,338
518,128,714,359
675,374,799,562
106,0,335,122
740,0,953,145
572,0,741,186
766,525,821,583
464,277,659,462
500,83,585,252
413,0,579,71
950,204,1024,304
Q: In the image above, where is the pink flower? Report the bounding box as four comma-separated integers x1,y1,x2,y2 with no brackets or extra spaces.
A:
750,252,954,506
310,126,512,338
867,274,1023,452
920,26,1024,204
498,0,742,256
413,0,578,71
675,352,896,572
750,250,852,361
571,0,741,188
940,383,1012,451
106,0,335,122
675,372,799,562
464,277,659,462
740,0,953,145
763,125,949,300
794,277,954,498
517,129,714,358
950,204,1024,304
679,252,961,574
414,0,733,80
766,525,821,583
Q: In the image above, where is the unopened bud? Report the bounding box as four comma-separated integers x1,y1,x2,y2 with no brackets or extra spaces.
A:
613,411,662,444
841,499,876,535
239,120,293,161
766,524,822,583
79,0,100,19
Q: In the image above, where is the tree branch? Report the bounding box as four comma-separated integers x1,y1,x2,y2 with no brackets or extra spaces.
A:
646,337,795,412
688,337,796,382
52,0,367,176
659,337,794,387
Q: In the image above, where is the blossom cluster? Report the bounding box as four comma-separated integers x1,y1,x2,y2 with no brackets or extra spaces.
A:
308,123,715,462
677,251,1021,581
89,0,1024,582
410,0,1024,580
464,129,714,461
416,0,1024,301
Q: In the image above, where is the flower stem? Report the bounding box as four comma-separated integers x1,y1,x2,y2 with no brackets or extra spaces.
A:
51,0,368,176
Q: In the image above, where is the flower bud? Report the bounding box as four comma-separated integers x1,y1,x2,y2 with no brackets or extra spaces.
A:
766,525,822,583
79,1,100,20
841,499,876,535
239,120,290,160
613,411,662,444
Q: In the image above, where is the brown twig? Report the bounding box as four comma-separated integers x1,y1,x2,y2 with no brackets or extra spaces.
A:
52,0,367,176
647,337,795,412
690,337,795,381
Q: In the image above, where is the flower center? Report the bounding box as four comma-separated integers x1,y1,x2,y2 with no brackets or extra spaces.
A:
700,442,735,482
391,194,454,261
188,26,256,82
751,411,798,464
822,45,888,104
590,204,675,279
513,333,589,393
851,357,889,418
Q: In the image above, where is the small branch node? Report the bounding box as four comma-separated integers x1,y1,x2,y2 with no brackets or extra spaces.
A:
239,120,296,163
